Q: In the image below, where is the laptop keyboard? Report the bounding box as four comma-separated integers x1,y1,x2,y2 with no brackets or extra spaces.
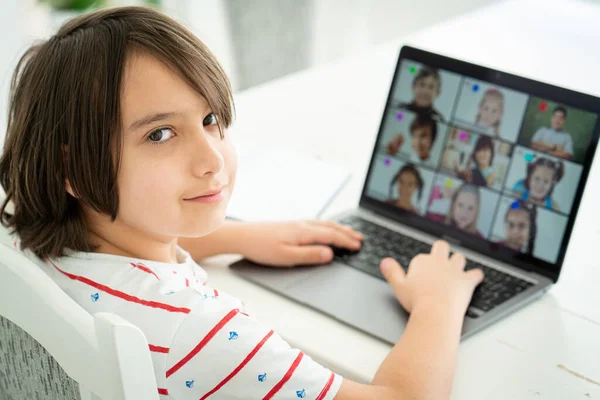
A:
336,216,534,318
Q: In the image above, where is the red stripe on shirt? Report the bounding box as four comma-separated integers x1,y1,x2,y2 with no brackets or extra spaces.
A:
48,259,191,314
185,278,190,288
158,388,168,395
166,308,240,378
263,352,304,400
199,330,275,400
130,262,160,280
316,372,336,400
149,344,170,354
213,288,219,296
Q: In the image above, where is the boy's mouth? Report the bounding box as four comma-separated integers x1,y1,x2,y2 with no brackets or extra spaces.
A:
184,185,226,202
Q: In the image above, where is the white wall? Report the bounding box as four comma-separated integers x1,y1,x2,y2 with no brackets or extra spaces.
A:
310,0,501,66
0,2,26,148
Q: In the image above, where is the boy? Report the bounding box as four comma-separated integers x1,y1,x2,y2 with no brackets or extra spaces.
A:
0,7,482,399
386,114,438,164
530,106,574,160
397,66,445,121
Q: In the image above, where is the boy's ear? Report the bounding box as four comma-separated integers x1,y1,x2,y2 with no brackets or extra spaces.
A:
61,144,77,199
65,179,76,198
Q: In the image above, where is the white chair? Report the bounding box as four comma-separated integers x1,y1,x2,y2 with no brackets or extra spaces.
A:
0,217,159,399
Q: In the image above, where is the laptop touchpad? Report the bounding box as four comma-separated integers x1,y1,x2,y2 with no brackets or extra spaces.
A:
285,262,409,342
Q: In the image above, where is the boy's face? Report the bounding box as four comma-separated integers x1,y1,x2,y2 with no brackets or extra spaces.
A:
505,209,530,250
412,76,440,108
397,171,418,201
113,52,236,241
411,125,433,160
551,110,566,130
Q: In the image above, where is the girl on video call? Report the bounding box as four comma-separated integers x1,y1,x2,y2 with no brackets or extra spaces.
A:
445,184,483,237
387,164,423,213
512,157,564,211
456,135,496,187
498,201,537,256
474,88,504,138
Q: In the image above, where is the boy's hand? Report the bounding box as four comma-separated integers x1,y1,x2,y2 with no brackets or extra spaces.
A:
456,167,472,183
237,221,363,267
386,134,404,156
380,240,483,314
487,171,496,186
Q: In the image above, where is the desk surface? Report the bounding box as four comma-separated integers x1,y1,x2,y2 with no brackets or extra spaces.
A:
205,0,600,398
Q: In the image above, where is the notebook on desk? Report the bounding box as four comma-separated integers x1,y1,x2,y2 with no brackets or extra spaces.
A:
226,146,350,221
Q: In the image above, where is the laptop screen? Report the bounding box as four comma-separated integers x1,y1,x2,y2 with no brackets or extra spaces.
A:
361,46,600,279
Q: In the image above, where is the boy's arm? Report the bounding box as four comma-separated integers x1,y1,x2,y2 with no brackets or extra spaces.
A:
178,220,362,266
544,144,572,159
178,220,244,260
530,128,553,151
548,149,572,159
549,135,574,159
335,302,464,400
531,141,553,152
486,171,496,187
335,245,481,400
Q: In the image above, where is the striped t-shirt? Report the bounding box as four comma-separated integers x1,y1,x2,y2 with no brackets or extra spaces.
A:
35,245,342,399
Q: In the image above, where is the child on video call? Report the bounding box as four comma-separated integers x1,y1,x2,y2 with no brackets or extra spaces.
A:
0,7,484,400
474,88,504,138
397,66,445,121
387,164,423,213
385,114,438,163
456,135,496,187
497,201,536,256
530,105,574,160
512,157,564,211
445,184,483,237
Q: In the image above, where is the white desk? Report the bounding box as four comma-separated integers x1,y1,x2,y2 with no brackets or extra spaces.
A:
205,0,600,398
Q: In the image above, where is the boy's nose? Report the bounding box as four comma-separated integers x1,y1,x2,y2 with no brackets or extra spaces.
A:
189,131,225,177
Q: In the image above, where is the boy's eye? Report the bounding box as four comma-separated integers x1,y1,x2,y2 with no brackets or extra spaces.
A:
148,127,174,144
203,113,218,126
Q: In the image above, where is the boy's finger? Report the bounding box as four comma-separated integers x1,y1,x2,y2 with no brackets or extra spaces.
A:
430,240,450,259
341,225,364,240
450,252,467,269
283,245,334,266
308,220,364,240
380,258,406,287
387,141,395,154
465,268,485,286
302,225,362,250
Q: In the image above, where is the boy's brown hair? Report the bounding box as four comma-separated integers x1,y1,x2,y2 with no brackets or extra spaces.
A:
412,67,441,87
0,6,234,259
409,115,438,143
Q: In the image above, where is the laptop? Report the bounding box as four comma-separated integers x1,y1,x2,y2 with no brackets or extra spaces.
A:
230,46,600,343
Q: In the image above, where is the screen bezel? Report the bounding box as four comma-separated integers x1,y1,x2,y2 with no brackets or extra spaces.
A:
359,46,600,282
